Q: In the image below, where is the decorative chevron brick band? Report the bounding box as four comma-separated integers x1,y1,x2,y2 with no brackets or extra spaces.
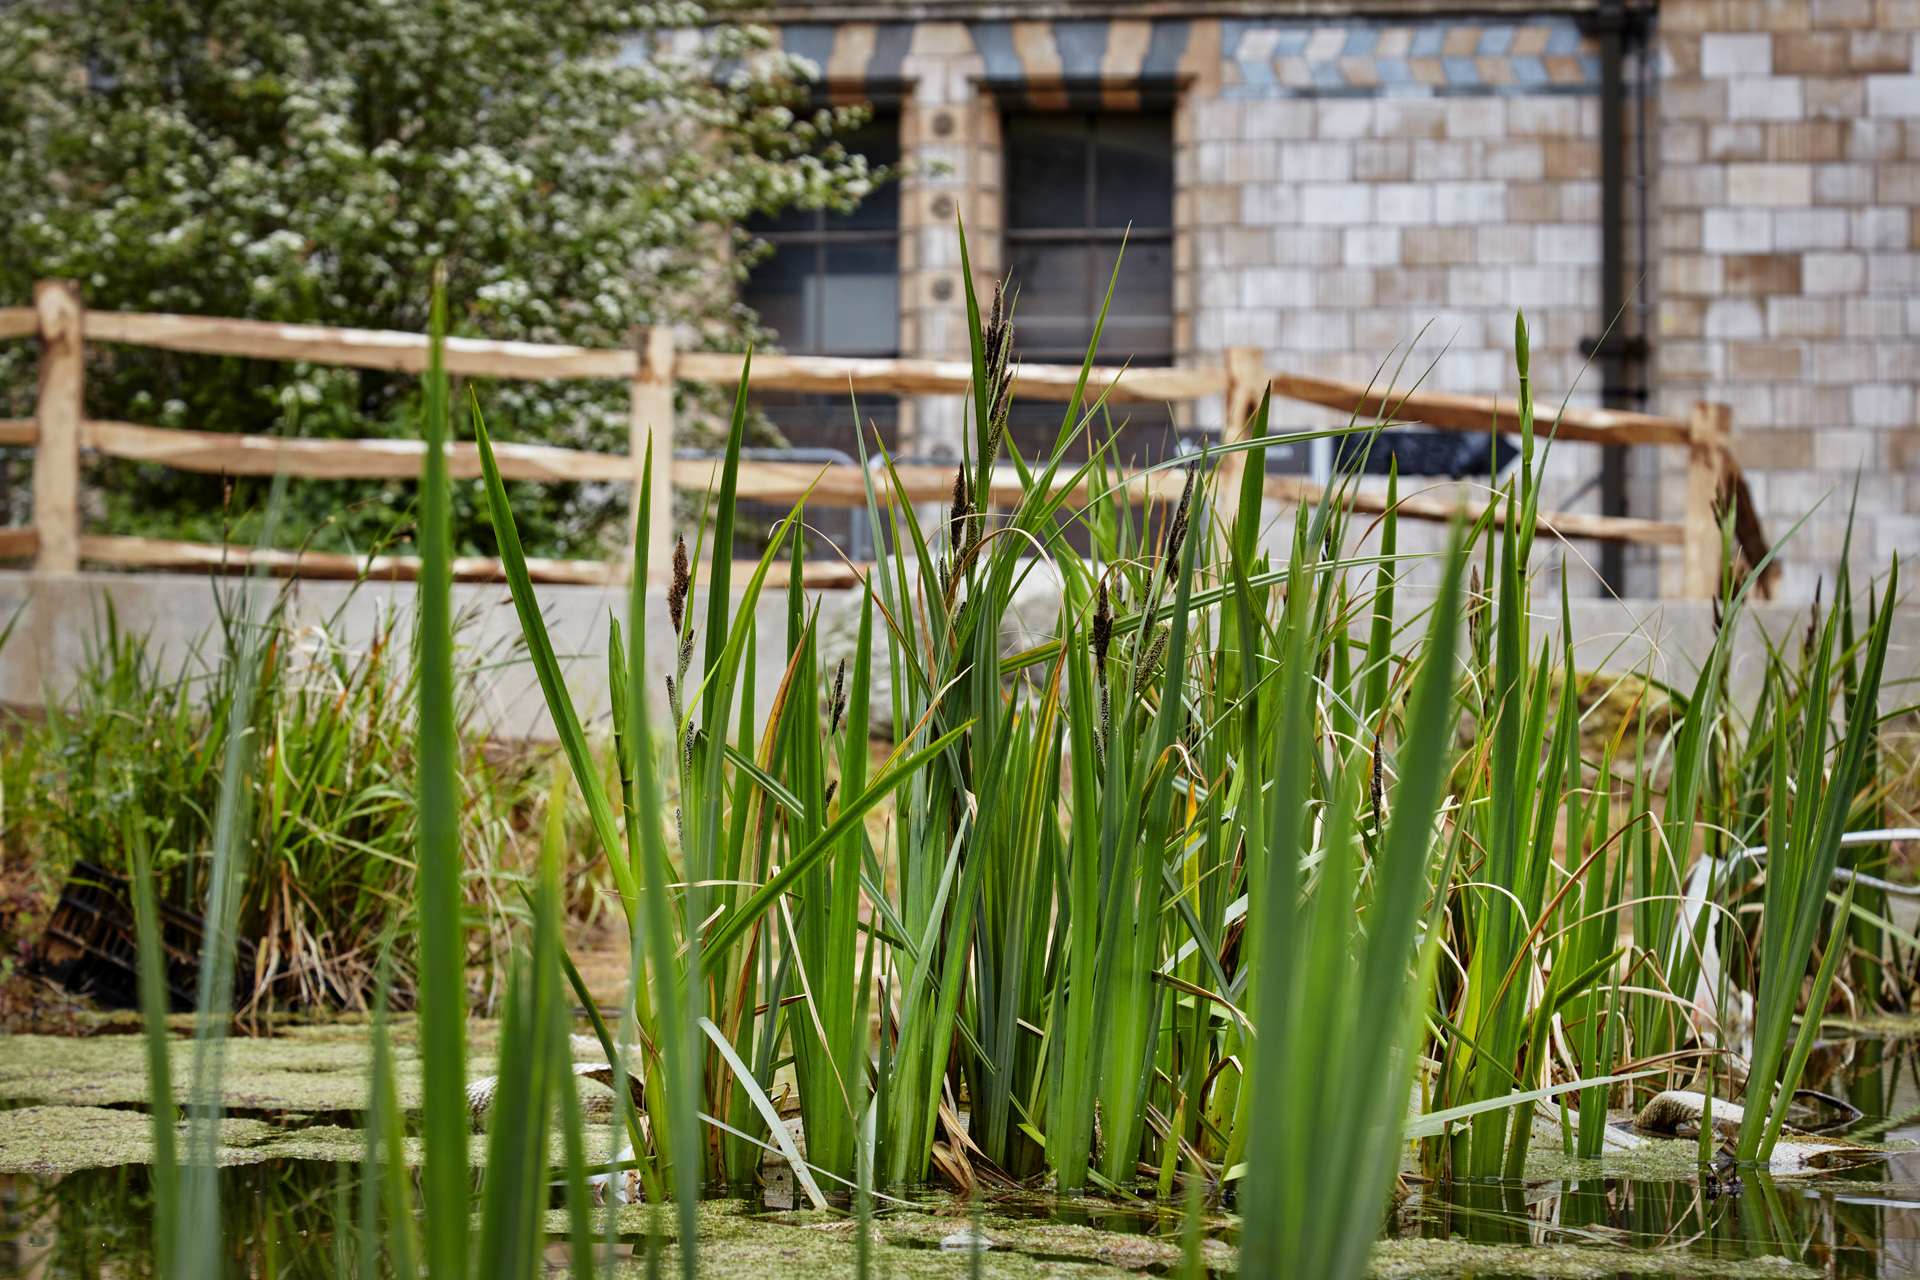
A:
774,18,1606,102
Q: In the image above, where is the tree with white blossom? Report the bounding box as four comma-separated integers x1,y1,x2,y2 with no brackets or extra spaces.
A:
0,0,877,556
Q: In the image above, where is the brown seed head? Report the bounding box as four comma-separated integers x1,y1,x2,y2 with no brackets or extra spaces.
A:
669,536,690,633
1093,581,1113,677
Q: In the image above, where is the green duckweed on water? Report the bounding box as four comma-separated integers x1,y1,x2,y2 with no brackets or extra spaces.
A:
0,1106,276,1175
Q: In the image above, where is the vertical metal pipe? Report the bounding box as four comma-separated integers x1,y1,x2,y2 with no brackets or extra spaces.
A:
1597,0,1630,596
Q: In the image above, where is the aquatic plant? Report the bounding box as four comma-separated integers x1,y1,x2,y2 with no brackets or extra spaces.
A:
96,248,1910,1279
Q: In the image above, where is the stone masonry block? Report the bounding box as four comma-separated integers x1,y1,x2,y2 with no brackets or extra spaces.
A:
1662,0,1731,34
1666,253,1729,293
1775,32,1849,72
1732,426,1814,468
1354,140,1412,182
1658,339,1724,380
1507,97,1583,137
1376,267,1448,305
1669,33,1706,75
1225,142,1281,183
1562,180,1603,221
1847,294,1906,333
1813,161,1876,201
1404,227,1473,264
1667,121,1708,163
1776,382,1852,420
1343,227,1402,266
1445,99,1505,138
1665,209,1706,250
1727,251,1805,292
1485,141,1547,180
1478,225,1534,263
1730,77,1811,121
1730,161,1815,202
1664,78,1731,120
1315,269,1378,308
1508,182,1562,222
1868,76,1920,114
1376,183,1435,224
1705,206,1776,250
1880,0,1920,26
1868,250,1920,288
1271,227,1341,264
1545,138,1601,179
1448,266,1507,308
1661,295,1709,335
1768,120,1845,159
1372,99,1447,139
1707,296,1769,336
1730,340,1808,376
1806,77,1868,116
1300,183,1373,224
1852,205,1911,246
1767,294,1846,334
1775,206,1852,246
1282,142,1354,183
1853,382,1916,423
1240,183,1302,226
1666,164,1729,205
1739,0,1814,29
1537,223,1601,264
1316,100,1374,138
1812,339,1876,378
1843,119,1905,160
1813,0,1875,24
1883,161,1920,199
1433,182,1505,224
1710,122,1768,159
1509,266,1590,308
1851,30,1916,71
1241,100,1315,139
1703,32,1775,74
1412,141,1475,182
1802,250,1869,288
1239,267,1315,308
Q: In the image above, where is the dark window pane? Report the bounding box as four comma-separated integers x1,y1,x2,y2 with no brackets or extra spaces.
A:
749,205,821,235
1093,116,1174,230
741,242,818,349
1006,240,1094,360
1005,115,1089,230
1094,239,1174,362
828,119,902,232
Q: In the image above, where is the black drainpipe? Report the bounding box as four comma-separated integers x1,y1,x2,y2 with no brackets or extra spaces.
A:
1582,0,1650,597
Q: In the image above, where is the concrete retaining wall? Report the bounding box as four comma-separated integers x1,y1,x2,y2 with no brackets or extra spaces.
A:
0,570,1909,741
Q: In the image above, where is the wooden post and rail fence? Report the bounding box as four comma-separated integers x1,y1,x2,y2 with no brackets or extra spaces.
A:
0,280,1767,599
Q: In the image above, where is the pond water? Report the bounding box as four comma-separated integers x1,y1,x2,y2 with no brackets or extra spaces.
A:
6,1028,1920,1278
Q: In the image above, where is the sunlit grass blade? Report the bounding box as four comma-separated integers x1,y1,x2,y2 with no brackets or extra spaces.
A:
416,271,470,1280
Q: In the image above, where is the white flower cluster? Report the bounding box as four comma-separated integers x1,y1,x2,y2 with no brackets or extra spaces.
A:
0,0,886,555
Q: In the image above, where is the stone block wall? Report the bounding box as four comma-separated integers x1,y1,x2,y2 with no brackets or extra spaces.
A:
1658,0,1919,599
767,8,1915,601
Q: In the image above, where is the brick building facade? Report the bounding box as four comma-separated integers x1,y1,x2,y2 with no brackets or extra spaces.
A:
744,0,1917,601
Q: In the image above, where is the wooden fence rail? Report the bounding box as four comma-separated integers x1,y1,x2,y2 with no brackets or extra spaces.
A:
0,282,1766,597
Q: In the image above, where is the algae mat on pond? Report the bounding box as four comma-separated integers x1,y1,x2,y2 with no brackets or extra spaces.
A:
0,1029,485,1114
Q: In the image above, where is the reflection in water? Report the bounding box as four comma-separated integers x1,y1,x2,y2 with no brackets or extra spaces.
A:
10,1038,1920,1278
2,1161,356,1280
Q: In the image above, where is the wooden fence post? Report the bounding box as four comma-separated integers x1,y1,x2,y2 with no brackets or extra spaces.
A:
1682,400,1731,599
1218,346,1266,544
33,280,84,573
630,325,676,584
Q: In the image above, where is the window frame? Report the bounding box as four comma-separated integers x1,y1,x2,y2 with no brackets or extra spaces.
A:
1001,109,1176,368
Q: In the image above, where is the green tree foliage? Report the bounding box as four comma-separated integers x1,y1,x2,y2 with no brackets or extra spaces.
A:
0,0,876,557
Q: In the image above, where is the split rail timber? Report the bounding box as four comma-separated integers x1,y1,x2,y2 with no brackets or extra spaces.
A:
0,280,1766,598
